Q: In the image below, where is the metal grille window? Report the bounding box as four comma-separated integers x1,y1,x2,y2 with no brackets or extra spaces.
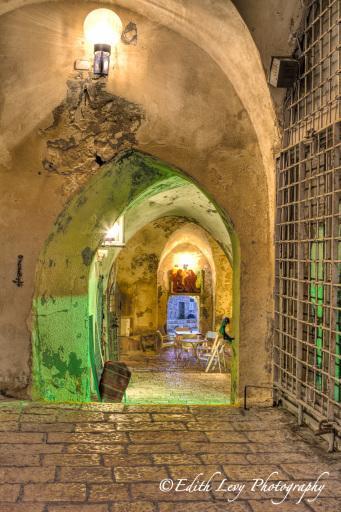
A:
274,0,340,434
283,0,339,147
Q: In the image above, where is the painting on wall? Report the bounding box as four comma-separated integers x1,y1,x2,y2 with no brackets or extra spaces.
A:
169,268,204,294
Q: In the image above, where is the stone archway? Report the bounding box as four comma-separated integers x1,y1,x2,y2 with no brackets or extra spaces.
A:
32,150,239,402
0,0,276,401
156,223,232,337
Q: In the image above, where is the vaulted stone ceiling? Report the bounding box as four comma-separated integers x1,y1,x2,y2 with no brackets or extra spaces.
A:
124,182,232,261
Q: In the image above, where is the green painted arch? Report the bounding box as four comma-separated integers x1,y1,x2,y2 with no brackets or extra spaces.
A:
32,150,239,402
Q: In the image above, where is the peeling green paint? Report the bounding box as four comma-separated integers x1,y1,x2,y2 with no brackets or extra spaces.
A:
32,295,90,402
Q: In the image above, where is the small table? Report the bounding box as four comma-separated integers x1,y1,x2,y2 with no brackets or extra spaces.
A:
174,329,201,341
174,330,202,361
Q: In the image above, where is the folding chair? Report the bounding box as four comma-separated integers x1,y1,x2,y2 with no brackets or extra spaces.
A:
197,333,227,373
206,337,227,373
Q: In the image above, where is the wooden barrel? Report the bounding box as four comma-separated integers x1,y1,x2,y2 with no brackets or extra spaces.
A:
99,361,131,402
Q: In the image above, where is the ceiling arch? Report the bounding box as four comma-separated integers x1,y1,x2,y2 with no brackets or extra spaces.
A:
157,223,217,292
0,0,278,215
158,223,217,272
123,182,232,261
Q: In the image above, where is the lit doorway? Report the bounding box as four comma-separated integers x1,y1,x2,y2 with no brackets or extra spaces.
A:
167,295,199,334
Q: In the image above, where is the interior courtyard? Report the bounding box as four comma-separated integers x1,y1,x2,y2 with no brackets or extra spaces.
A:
0,0,340,510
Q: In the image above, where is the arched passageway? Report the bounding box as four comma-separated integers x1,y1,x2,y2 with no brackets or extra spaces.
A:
110,217,233,404
32,150,239,403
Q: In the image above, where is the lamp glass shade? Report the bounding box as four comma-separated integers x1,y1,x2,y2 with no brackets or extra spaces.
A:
84,8,123,47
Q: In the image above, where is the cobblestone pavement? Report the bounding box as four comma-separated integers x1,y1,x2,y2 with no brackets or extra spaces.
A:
0,401,340,511
124,372,230,405
121,348,231,404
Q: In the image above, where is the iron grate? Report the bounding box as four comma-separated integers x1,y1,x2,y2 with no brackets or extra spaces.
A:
275,0,340,429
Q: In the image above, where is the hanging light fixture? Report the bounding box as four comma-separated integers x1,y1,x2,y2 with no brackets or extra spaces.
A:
83,8,123,77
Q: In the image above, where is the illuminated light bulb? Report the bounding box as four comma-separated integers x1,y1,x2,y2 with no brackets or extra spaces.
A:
84,9,123,47
106,223,120,239
102,216,125,247
83,9,123,76
173,252,198,270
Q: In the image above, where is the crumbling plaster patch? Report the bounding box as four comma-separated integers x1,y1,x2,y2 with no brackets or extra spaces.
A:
41,79,144,194
116,217,187,332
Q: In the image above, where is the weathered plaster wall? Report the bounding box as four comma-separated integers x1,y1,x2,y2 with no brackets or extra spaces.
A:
0,0,280,196
212,241,233,330
0,0,281,400
233,0,302,120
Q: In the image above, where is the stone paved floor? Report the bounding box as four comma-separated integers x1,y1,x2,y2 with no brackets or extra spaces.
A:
122,349,231,404
0,400,340,511
125,372,231,405
122,349,205,372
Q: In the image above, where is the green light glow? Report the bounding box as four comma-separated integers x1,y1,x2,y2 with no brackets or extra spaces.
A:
310,224,324,392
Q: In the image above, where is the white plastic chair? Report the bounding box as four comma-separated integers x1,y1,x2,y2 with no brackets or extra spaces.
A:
156,330,175,351
206,337,228,372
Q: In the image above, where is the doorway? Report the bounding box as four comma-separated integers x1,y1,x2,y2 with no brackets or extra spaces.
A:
167,295,199,334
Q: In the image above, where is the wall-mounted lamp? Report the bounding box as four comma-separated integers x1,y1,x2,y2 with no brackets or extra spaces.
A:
102,216,125,247
84,8,123,77
268,56,299,88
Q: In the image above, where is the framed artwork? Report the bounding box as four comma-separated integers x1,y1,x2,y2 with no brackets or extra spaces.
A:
169,268,204,294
